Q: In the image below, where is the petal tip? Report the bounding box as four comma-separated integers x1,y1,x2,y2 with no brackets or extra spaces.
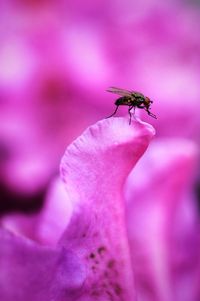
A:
102,116,156,140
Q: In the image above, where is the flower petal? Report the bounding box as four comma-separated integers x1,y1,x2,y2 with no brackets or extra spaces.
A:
0,117,154,301
125,138,199,301
0,228,86,301
36,177,73,246
60,117,155,300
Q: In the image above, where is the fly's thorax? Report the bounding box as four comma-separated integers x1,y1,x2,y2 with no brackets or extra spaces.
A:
132,93,146,106
132,93,152,107
132,92,145,98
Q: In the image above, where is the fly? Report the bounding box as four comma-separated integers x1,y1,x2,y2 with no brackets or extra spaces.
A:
106,87,157,124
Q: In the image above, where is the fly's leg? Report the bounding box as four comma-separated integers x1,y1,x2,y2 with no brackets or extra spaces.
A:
106,105,119,119
128,106,134,124
137,104,145,108
146,109,157,119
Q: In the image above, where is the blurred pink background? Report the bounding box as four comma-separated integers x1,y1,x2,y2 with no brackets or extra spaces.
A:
0,0,200,216
1,1,200,300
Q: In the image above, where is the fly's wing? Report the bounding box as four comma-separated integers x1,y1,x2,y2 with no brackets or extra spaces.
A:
131,91,144,98
106,87,132,97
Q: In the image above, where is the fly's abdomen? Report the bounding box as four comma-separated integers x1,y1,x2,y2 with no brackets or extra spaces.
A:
115,96,133,106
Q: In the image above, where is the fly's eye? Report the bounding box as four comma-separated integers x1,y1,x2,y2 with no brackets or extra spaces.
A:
145,97,153,104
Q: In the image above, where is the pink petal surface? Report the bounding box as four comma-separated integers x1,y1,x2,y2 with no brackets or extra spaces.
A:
0,229,85,301
0,117,155,301
36,177,73,246
60,117,155,300
125,139,199,301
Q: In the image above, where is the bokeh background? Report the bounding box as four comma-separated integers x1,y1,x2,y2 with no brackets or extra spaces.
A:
1,0,200,214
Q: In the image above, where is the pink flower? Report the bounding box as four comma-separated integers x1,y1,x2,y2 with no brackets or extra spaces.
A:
0,117,155,300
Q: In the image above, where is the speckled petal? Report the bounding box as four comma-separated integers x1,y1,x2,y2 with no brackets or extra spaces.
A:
60,117,155,300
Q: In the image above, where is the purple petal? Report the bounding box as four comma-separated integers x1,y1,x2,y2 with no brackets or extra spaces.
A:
36,177,73,246
60,117,155,300
125,138,199,301
0,229,86,301
0,117,154,301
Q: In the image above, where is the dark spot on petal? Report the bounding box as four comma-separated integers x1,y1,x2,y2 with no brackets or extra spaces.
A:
91,290,100,297
91,266,97,272
113,283,122,296
98,246,106,254
89,253,95,259
106,290,114,301
107,259,115,269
